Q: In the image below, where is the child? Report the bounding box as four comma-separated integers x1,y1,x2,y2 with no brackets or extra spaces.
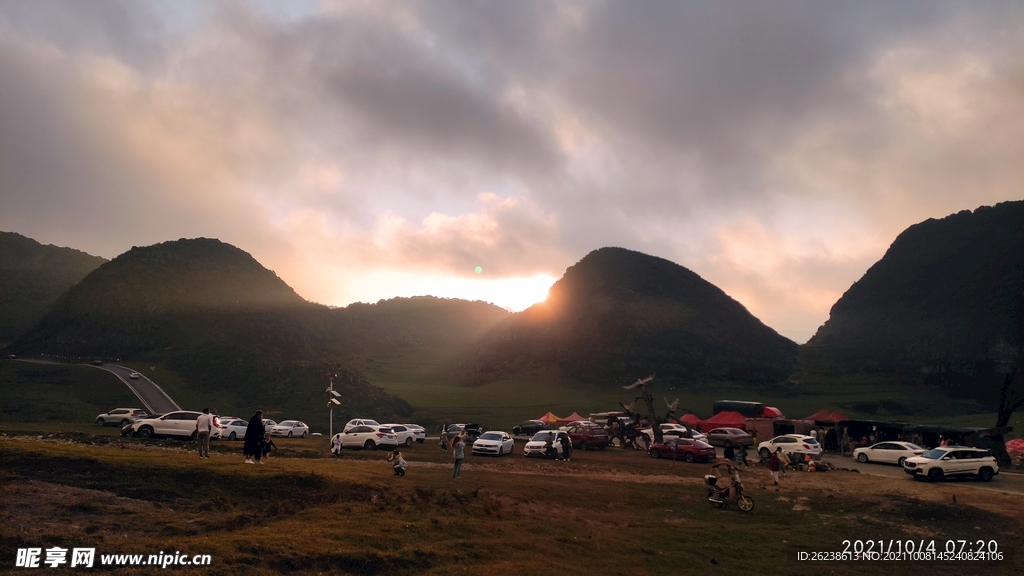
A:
262,433,277,460
387,450,408,476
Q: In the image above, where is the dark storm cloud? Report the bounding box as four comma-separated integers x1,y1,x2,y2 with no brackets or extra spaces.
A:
1,0,1022,337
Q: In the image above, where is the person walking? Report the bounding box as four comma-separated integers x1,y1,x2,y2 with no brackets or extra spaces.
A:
737,443,749,468
243,410,266,464
261,433,276,460
452,433,465,479
331,433,342,457
769,448,783,486
195,408,215,459
723,443,735,464
778,449,791,474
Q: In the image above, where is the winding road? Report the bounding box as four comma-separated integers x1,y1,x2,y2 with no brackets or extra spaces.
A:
91,364,180,414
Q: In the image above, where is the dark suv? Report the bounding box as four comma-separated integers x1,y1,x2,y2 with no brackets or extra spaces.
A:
565,421,610,450
512,420,549,436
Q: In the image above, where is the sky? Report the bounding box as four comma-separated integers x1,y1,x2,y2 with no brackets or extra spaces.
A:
1,1,1023,343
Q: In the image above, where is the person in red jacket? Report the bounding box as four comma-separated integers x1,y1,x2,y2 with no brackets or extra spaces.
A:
769,448,782,486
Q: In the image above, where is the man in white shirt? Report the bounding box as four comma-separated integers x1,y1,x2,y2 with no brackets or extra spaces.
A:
196,408,215,458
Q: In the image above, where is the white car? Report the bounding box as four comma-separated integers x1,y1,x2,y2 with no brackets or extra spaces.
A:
853,441,925,466
523,430,570,458
333,425,398,450
128,372,140,379
903,447,999,482
472,431,514,457
640,423,708,444
380,424,419,446
220,419,249,440
757,434,821,459
131,411,203,440
96,408,148,427
402,424,427,443
343,418,380,432
270,420,309,438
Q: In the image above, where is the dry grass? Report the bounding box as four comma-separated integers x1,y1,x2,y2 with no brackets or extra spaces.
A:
1,433,1022,575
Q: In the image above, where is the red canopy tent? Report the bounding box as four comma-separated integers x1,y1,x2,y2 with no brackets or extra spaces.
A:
805,409,835,423
829,410,848,423
679,413,702,427
537,412,562,424
759,406,784,418
556,412,586,424
698,411,746,432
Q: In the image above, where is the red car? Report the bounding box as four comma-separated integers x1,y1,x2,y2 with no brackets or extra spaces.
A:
649,438,717,462
565,421,611,450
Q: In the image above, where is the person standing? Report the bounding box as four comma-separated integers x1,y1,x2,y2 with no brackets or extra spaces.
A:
195,408,215,459
559,434,572,462
331,433,342,457
243,410,265,465
452,433,465,479
737,443,749,468
769,448,783,486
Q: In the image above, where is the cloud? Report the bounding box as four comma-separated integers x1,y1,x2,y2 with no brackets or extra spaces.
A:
1,1,1023,340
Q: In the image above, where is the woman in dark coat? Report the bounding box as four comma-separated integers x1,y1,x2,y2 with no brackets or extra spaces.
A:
243,410,265,464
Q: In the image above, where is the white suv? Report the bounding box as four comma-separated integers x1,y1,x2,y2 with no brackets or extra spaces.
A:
343,418,380,432
96,408,149,427
757,434,821,459
332,425,398,450
130,411,203,440
903,447,999,482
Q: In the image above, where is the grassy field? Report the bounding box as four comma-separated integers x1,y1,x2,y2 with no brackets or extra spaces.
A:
2,432,1022,575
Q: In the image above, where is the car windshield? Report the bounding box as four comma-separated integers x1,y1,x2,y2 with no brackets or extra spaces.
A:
726,429,744,434
531,432,555,441
480,432,503,441
805,438,819,445
921,449,947,460
694,441,714,448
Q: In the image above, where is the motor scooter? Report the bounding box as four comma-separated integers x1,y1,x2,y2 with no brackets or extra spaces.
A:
705,475,754,512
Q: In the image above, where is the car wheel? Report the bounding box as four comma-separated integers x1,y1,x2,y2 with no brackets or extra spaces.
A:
978,468,993,482
190,431,198,442
96,418,105,427
578,441,587,451
649,449,661,458
405,437,413,447
857,453,868,463
364,440,375,450
684,453,694,463
138,426,153,438
302,431,307,438
288,431,293,438
897,457,907,467
759,448,770,459
598,444,605,451
120,419,130,427
229,432,236,440
928,468,944,482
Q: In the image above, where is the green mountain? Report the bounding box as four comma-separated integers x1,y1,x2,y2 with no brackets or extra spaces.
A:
7,238,411,424
800,201,1024,411
330,296,510,380
467,247,799,388
0,232,107,346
